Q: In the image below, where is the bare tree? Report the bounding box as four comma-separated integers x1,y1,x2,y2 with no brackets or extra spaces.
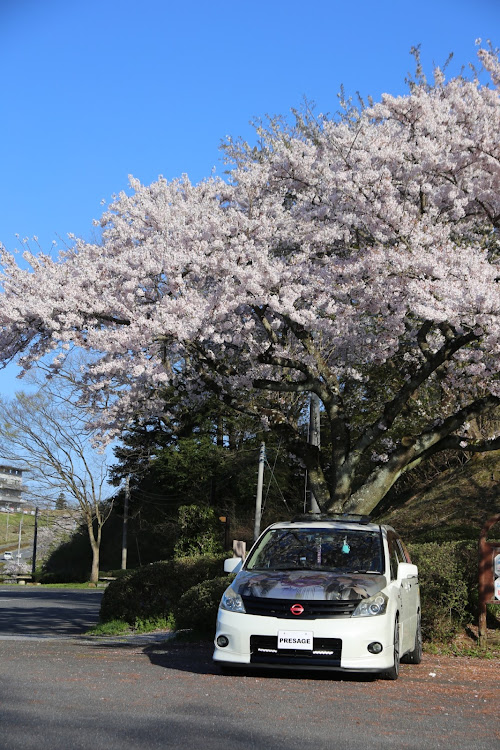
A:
0,388,114,584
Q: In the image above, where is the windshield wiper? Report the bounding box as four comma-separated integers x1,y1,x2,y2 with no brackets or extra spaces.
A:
347,570,382,575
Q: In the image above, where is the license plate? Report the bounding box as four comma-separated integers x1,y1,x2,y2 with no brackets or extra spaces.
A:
277,630,313,650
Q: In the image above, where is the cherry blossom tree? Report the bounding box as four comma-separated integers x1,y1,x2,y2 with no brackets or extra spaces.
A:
0,45,499,515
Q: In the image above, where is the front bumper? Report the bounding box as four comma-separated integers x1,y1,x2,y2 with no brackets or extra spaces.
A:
213,607,396,672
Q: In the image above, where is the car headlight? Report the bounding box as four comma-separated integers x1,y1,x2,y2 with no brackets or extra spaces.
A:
352,592,388,617
220,586,246,613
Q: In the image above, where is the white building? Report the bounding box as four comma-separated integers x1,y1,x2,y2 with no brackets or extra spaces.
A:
0,465,28,512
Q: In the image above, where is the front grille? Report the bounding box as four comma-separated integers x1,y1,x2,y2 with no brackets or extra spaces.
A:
242,595,357,619
250,635,342,666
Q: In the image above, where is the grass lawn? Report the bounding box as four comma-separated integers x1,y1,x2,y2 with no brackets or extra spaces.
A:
0,511,35,552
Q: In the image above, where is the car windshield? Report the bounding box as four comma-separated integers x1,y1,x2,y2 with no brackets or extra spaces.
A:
246,527,383,574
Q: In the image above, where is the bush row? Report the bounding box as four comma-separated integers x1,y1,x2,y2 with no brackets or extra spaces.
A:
99,553,228,625
99,541,482,642
407,540,477,641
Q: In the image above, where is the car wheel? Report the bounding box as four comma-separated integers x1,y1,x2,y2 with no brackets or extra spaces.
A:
402,613,422,664
382,619,400,680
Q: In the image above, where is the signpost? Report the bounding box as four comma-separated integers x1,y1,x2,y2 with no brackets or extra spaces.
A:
494,553,500,580
495,578,500,602
478,512,500,646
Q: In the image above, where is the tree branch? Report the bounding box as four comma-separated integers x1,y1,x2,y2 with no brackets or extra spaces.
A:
353,328,480,457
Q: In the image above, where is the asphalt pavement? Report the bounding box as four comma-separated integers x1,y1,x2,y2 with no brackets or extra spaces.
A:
0,588,498,750
0,586,103,637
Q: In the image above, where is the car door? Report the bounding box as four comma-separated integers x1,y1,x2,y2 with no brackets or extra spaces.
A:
395,536,419,652
387,533,412,652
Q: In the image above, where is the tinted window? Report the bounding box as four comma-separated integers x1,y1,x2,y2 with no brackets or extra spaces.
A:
388,533,406,579
246,528,383,574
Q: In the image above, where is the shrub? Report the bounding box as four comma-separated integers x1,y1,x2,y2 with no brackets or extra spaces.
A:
99,553,226,624
174,504,224,559
99,569,135,580
101,541,481,643
408,540,477,642
173,575,234,633
38,566,87,584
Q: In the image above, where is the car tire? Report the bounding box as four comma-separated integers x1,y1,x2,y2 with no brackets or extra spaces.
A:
402,612,422,664
382,618,400,680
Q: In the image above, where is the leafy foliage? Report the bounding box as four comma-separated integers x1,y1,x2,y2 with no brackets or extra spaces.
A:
97,540,484,644
408,541,477,641
99,554,226,624
174,505,223,558
108,409,305,560
173,575,235,633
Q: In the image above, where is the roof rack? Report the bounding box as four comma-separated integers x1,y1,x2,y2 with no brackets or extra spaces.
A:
292,513,373,525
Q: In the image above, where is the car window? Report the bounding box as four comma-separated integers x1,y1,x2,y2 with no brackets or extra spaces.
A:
388,533,407,580
246,527,384,574
387,535,398,580
395,538,408,563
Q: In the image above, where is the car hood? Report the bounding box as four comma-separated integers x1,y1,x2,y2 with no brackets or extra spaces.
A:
232,569,386,601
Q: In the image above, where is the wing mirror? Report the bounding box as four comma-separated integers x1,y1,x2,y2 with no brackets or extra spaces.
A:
397,562,418,581
224,557,243,574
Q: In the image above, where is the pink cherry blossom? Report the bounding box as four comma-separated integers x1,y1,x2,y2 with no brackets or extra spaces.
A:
0,47,499,513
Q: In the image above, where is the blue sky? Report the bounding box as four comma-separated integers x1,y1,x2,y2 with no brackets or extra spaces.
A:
0,0,498,397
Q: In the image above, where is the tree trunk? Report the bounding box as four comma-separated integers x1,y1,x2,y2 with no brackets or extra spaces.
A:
90,542,100,585
86,512,102,585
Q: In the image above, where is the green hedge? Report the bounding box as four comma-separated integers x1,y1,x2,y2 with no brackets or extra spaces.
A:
171,542,479,640
173,575,235,633
408,540,477,642
100,542,481,643
99,554,227,624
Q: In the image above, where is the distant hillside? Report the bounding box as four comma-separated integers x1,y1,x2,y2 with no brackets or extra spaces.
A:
377,450,500,543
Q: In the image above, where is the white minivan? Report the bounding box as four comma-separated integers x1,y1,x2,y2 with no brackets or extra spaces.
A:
213,516,421,679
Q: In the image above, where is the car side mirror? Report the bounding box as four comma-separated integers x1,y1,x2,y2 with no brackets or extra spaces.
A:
224,557,243,574
397,562,418,581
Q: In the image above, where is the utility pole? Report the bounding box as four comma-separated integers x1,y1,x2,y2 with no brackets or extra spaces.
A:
31,506,39,577
254,442,266,541
308,393,321,514
121,475,130,570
